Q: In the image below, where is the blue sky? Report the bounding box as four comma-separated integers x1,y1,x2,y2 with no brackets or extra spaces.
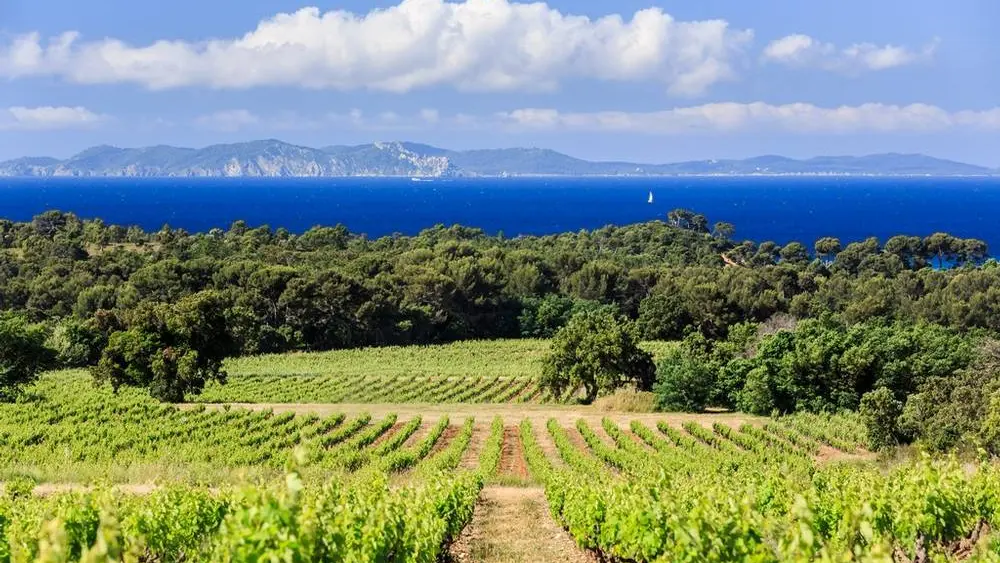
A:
0,0,998,164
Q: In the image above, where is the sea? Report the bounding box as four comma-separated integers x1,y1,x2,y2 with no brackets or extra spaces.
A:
1,176,999,251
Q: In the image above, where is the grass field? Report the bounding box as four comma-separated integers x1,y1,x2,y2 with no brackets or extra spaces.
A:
2,345,999,560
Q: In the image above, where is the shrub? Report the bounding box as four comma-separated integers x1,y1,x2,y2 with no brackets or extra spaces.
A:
653,348,714,412
859,387,903,450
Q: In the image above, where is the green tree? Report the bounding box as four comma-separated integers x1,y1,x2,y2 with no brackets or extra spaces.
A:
924,232,957,269
779,242,810,265
93,291,237,402
814,237,842,263
898,339,1000,452
653,346,714,411
540,310,655,404
47,318,102,367
752,241,781,267
0,313,53,401
884,235,926,270
712,222,735,241
518,295,578,338
667,209,709,233
859,387,903,450
636,293,690,341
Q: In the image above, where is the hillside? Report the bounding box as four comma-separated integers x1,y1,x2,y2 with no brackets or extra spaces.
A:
0,140,991,177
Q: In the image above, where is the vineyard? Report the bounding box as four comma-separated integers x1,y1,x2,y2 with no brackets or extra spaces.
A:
196,373,545,404
194,339,675,404
2,371,1000,561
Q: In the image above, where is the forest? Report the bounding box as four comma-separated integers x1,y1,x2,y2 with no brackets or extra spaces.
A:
0,208,998,446
3,208,995,349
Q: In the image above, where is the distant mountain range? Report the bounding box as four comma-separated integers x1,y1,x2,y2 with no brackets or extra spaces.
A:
0,140,993,177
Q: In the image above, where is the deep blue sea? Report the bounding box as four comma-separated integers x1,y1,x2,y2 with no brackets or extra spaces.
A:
1,176,999,250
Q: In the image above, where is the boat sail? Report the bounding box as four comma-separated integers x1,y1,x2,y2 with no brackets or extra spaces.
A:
647,190,654,204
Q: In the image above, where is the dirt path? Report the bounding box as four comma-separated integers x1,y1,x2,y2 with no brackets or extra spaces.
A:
721,252,743,268
183,402,762,428
400,422,431,449
564,425,595,458
589,419,618,447
816,445,877,463
533,422,568,469
497,426,529,481
429,425,460,458
459,422,488,470
370,422,406,447
448,486,596,563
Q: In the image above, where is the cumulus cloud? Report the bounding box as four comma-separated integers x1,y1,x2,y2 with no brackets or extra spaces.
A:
0,1,753,96
0,105,105,130
762,34,938,72
494,103,1000,134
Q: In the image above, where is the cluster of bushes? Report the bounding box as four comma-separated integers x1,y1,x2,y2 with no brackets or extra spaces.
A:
651,316,1000,453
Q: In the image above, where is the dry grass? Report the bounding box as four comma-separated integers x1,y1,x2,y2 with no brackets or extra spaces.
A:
447,487,597,563
593,390,657,412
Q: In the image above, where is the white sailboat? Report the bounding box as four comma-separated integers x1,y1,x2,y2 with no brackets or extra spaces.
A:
647,190,654,204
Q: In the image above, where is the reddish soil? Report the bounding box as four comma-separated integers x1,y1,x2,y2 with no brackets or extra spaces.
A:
429,425,460,458
623,428,655,451
370,422,405,447
498,426,530,480
399,422,431,449
458,423,487,469
564,425,592,456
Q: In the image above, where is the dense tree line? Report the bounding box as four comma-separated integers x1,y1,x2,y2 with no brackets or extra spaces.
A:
654,316,1000,454
0,208,994,400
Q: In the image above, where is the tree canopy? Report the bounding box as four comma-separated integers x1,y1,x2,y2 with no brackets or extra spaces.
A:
92,291,236,402
0,313,52,401
541,310,655,403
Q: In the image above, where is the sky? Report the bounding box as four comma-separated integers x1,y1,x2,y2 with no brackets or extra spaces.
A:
0,0,998,165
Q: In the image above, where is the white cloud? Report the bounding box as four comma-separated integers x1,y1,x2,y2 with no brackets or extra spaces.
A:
193,108,452,132
762,34,938,72
419,108,440,124
493,103,1000,134
0,1,752,96
0,105,105,130
194,109,261,131
186,103,1000,135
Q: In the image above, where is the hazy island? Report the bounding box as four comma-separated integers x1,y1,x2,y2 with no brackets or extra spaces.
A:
0,139,994,178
